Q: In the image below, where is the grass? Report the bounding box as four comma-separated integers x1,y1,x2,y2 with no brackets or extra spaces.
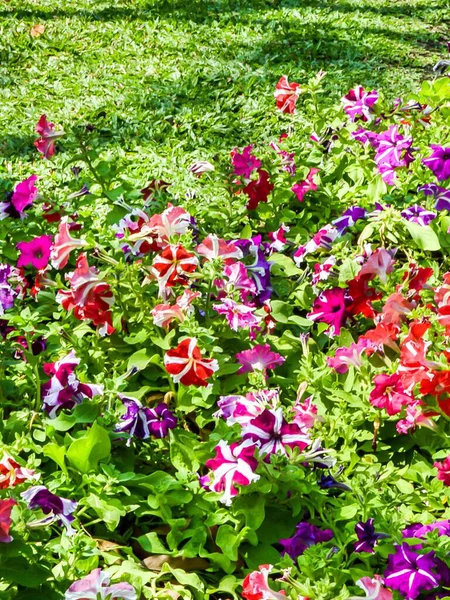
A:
0,0,449,184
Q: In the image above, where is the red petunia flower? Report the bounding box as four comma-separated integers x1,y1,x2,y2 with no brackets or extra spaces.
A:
34,115,64,159
274,76,302,114
164,338,219,386
243,169,274,210
151,244,198,298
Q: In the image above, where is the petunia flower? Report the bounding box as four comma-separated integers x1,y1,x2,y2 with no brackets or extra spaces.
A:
434,455,450,486
151,244,198,299
16,235,52,270
34,114,64,159
0,264,17,315
0,452,39,489
243,169,274,210
419,183,450,211
231,145,262,179
348,575,393,600
235,236,273,302
213,298,261,331
293,225,340,265
164,338,219,387
384,543,440,599
358,248,395,284
274,75,302,114
64,568,136,600
354,519,388,553
396,401,436,434
50,217,89,269
401,205,436,227
21,485,77,535
0,499,17,543
151,289,200,329
292,168,319,202
115,395,177,444
235,344,285,375
422,145,450,182
215,389,278,426
279,522,334,560
341,85,378,122
242,408,310,460
369,373,414,416
308,287,351,337
268,224,290,253
327,338,371,373
0,175,38,220
332,206,367,234
41,350,104,418
402,520,450,539
196,234,242,262
202,439,260,506
189,160,215,177
242,564,286,600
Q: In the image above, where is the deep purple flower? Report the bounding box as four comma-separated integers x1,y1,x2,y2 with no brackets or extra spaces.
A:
419,183,450,211
116,395,177,444
402,520,450,539
21,485,77,535
0,175,38,220
242,408,309,460
422,145,450,182
318,474,351,491
235,344,285,375
308,287,351,337
0,265,16,315
384,543,441,599
41,351,104,418
332,206,367,234
354,518,387,553
401,204,436,227
279,522,334,560
235,236,272,302
16,235,52,270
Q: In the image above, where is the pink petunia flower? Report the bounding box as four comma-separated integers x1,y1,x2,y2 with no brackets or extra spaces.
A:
341,85,378,122
50,217,88,270
203,439,260,506
274,75,302,114
235,344,285,374
242,564,286,600
434,455,450,486
64,568,136,600
308,287,351,337
17,235,52,270
369,373,414,416
291,168,319,202
268,224,290,253
231,145,262,179
213,298,261,331
396,401,436,435
151,289,200,329
0,498,17,543
348,575,392,600
0,175,38,220
34,115,64,159
327,339,371,374
196,234,242,262
358,248,395,284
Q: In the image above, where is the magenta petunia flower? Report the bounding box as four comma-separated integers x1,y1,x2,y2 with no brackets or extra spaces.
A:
0,175,38,220
16,235,52,270
369,373,414,416
291,168,319,202
34,115,64,159
235,343,285,374
231,145,261,179
327,338,370,373
213,298,261,331
422,145,450,182
341,85,378,122
384,543,440,599
308,287,351,337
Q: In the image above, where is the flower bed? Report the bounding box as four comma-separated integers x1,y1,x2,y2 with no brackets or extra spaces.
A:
0,72,449,599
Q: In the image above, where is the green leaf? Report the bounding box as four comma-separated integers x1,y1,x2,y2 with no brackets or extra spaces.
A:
127,348,161,371
84,493,126,530
42,442,67,473
67,421,111,474
270,300,293,324
1,559,50,588
404,221,441,251
137,532,169,554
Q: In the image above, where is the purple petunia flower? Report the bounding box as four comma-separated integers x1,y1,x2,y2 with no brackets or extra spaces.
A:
354,518,388,553
0,265,16,315
422,145,450,182
279,522,334,560
308,287,351,337
384,543,441,599
401,204,436,227
235,344,285,375
332,206,367,234
419,183,450,211
115,395,177,444
231,145,262,179
21,485,77,535
16,235,52,270
375,126,414,168
235,236,273,302
341,85,378,122
318,474,351,491
402,520,450,539
0,175,38,220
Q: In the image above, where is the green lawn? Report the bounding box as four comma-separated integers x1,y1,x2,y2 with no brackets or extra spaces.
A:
1,0,448,182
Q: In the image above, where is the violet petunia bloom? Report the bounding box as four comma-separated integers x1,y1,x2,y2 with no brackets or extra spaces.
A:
354,518,388,553
215,389,279,426
308,287,351,337
235,343,285,374
0,264,17,315
41,350,104,418
213,298,261,331
65,568,136,600
16,235,52,270
231,145,262,179
115,395,177,444
375,125,414,168
401,204,436,227
341,85,378,122
403,520,450,539
422,145,450,182
21,485,77,535
0,175,38,220
242,408,310,460
279,522,334,560
419,183,450,211
235,236,273,302
384,543,441,599
293,225,340,266
332,206,367,234
318,474,351,491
